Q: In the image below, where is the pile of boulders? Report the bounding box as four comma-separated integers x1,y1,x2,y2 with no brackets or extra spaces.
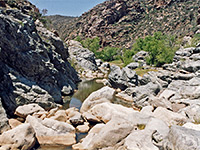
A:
67,40,110,79
0,80,200,149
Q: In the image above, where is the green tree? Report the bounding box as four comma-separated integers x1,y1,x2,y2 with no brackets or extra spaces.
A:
81,37,100,54
75,36,82,42
100,47,119,61
41,9,48,16
121,48,135,66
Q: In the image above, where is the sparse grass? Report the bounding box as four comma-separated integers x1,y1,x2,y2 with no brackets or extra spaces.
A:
109,59,124,68
134,68,158,77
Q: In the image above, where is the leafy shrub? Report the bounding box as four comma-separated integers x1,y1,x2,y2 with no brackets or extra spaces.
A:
80,37,100,54
122,32,177,67
99,47,119,61
191,34,200,47
75,36,82,42
121,48,135,66
76,37,120,62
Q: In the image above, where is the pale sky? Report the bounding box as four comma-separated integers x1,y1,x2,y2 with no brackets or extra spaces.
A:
29,0,106,16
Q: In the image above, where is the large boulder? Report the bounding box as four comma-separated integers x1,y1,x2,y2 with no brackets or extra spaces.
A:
139,70,171,87
74,117,135,150
0,123,36,150
8,119,22,129
168,77,200,101
15,103,45,118
122,116,169,150
80,86,115,113
182,60,200,73
72,123,106,150
148,95,172,110
108,65,138,90
178,104,200,123
132,51,149,64
66,107,84,126
67,40,98,71
124,129,159,150
87,102,137,123
26,115,76,146
49,109,68,122
175,47,195,57
126,82,161,107
153,107,187,126
126,62,140,70
164,125,200,150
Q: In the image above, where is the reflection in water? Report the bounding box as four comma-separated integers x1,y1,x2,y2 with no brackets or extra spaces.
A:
69,97,82,110
63,79,104,110
37,79,133,150
38,79,103,150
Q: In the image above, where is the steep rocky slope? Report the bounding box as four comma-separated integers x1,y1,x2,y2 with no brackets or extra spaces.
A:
47,0,200,48
0,0,80,132
45,15,77,40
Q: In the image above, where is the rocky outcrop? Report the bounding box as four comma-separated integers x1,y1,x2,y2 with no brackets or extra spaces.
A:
106,42,200,109
126,82,161,107
0,8,79,116
196,7,200,33
132,50,149,66
164,45,200,73
72,86,188,150
108,65,138,90
67,40,98,71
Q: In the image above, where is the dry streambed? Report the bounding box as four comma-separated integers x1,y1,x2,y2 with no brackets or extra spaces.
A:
0,85,200,150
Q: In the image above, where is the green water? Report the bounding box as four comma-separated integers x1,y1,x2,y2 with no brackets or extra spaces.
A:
62,79,104,110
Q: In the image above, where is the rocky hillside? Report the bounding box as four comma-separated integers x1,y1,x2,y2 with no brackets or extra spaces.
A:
47,0,200,48
45,15,77,39
0,0,41,19
0,0,80,132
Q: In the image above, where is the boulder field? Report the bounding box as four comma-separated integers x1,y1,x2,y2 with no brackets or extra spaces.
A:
0,1,200,150
1,14,200,149
1,78,200,149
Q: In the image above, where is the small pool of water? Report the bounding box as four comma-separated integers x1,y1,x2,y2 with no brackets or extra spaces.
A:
37,79,133,150
62,79,104,110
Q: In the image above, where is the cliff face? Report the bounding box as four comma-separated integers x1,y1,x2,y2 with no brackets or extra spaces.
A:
0,0,79,128
47,0,200,48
